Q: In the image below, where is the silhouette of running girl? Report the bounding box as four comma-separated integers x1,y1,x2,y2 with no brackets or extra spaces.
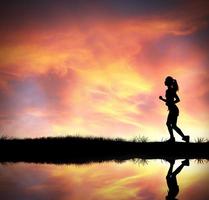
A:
165,159,189,200
159,76,189,143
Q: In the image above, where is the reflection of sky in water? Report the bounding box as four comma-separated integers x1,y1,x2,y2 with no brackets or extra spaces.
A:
0,160,208,200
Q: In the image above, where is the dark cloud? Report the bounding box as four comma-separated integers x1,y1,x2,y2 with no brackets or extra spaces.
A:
104,0,182,16
1,0,208,29
0,77,46,115
0,0,183,16
0,68,77,120
0,164,73,200
185,25,209,57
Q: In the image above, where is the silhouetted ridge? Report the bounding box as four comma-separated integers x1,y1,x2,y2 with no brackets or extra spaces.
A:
0,136,208,164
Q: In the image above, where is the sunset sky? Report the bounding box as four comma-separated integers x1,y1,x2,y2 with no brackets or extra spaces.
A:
0,0,208,140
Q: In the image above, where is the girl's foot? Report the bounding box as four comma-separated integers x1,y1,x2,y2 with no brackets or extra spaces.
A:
182,159,190,166
182,135,190,143
165,137,175,143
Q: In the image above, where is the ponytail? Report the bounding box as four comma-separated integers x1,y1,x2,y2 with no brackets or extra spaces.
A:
165,76,179,91
173,79,179,91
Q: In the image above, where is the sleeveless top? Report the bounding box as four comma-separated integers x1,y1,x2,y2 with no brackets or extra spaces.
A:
166,88,179,116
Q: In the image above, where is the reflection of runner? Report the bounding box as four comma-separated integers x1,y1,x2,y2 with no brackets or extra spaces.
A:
166,159,190,200
159,76,190,143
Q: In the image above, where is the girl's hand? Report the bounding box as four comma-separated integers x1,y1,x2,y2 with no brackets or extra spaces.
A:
159,96,163,100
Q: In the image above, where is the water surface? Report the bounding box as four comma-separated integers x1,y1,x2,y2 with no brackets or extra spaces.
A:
0,160,208,200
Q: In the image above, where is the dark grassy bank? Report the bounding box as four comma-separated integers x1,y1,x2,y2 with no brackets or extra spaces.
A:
0,136,208,164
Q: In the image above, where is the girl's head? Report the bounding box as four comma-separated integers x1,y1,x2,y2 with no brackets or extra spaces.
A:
164,76,179,91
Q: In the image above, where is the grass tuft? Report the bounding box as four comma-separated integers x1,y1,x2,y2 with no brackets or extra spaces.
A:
132,158,149,166
194,159,208,164
195,137,208,143
132,135,149,143
0,135,10,140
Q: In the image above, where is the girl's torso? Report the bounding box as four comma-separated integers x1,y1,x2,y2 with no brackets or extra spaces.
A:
166,89,179,113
